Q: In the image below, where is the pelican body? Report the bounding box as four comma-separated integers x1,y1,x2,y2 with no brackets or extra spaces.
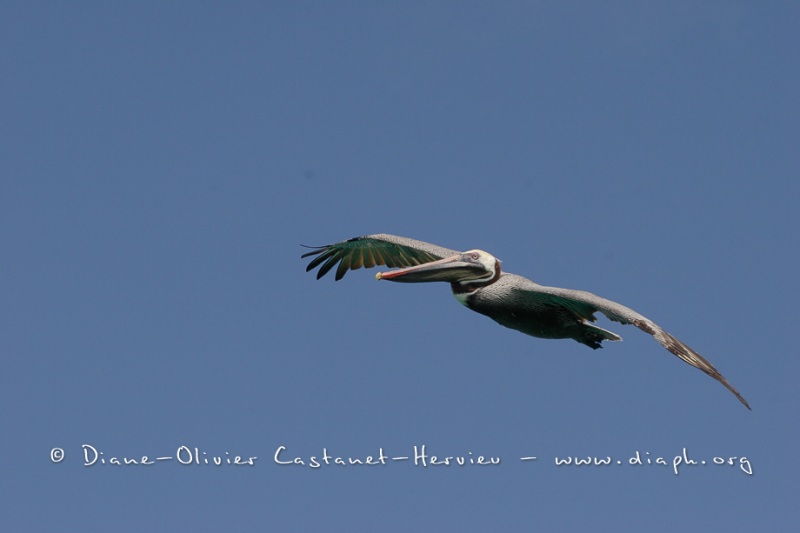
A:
302,234,749,409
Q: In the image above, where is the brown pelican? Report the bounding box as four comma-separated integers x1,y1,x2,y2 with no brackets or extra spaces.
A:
302,234,750,409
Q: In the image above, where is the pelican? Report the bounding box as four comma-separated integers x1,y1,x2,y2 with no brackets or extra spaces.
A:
302,234,750,409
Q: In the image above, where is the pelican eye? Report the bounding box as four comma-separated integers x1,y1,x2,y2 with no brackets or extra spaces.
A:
469,252,479,260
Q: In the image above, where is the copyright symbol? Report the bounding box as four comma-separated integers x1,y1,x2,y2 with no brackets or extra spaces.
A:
50,448,65,463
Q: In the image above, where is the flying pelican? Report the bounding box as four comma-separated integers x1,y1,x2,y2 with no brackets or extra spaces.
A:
302,233,750,409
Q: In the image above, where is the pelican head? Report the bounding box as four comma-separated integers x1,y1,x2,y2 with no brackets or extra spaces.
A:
376,249,501,285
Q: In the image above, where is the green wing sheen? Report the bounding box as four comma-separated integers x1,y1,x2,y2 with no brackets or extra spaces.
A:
302,234,460,281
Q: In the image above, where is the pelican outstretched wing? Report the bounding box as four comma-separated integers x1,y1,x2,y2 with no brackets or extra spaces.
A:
302,234,460,281
511,279,750,409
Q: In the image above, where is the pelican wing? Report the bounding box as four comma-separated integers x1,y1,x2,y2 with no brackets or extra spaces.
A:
302,234,460,281
511,280,751,410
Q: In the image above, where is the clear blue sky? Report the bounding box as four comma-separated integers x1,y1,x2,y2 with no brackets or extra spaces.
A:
3,2,798,530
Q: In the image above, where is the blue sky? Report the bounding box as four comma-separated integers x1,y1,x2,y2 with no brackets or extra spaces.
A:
2,2,798,530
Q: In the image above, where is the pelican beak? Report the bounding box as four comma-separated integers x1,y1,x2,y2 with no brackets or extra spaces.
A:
376,255,485,283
